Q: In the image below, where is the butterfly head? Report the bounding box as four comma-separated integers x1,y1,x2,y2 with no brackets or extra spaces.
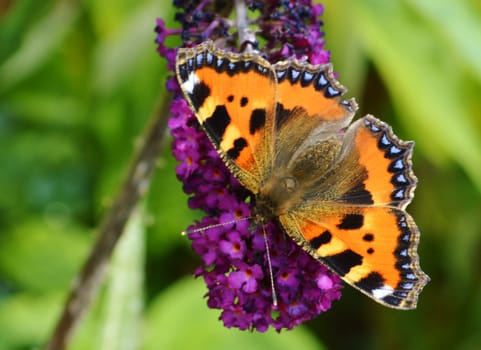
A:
251,173,301,229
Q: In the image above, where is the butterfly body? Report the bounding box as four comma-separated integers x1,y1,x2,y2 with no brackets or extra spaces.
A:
253,136,341,224
176,41,429,309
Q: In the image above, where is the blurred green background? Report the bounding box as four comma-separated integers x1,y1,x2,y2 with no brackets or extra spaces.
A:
1,0,480,349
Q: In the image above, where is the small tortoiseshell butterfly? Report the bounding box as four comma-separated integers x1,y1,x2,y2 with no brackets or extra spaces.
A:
175,41,429,309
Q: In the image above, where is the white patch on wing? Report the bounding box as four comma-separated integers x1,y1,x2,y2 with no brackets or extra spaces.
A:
183,72,200,94
372,285,394,299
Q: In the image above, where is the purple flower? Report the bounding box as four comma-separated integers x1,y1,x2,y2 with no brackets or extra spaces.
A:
156,0,342,332
219,231,246,260
228,262,263,293
277,268,300,290
154,19,179,70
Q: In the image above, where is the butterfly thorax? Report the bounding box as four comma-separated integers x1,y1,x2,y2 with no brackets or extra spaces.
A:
251,172,302,228
252,136,346,227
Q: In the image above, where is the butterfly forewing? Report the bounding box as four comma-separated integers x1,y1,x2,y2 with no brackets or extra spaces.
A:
176,41,277,192
273,60,356,126
272,61,357,169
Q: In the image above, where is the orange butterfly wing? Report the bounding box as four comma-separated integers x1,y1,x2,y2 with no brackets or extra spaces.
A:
274,59,356,125
176,41,277,192
279,116,429,309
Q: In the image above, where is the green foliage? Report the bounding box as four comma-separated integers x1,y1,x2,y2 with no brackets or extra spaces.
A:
144,278,324,350
1,0,480,349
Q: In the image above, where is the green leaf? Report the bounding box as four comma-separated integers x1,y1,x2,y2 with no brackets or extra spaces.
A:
406,0,481,82
323,0,369,98
68,208,146,350
0,218,90,292
147,148,202,255
143,278,325,350
0,292,62,350
353,0,481,191
97,207,145,350
91,1,168,96
0,1,80,92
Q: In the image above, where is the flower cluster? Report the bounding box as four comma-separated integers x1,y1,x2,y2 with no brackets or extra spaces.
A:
156,0,342,331
247,0,329,63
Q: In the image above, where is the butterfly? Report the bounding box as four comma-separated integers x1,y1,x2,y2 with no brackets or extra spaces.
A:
175,41,429,309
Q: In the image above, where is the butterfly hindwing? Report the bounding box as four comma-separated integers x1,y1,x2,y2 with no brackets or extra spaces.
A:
337,115,418,209
176,41,277,192
279,115,429,309
280,206,426,309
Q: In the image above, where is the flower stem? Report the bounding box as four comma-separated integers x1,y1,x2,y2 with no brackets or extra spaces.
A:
44,94,172,350
235,0,254,47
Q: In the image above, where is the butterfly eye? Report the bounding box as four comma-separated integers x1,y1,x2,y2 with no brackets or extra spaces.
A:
282,177,298,193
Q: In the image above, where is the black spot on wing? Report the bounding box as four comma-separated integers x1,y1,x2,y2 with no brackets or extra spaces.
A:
242,60,253,71
323,249,363,277
204,105,230,146
355,272,385,291
288,67,301,83
364,118,381,132
324,85,342,98
226,61,239,75
213,56,226,72
301,70,315,86
314,71,328,90
205,52,214,65
227,137,248,159
337,214,364,230
382,295,402,307
240,96,249,107
249,109,266,135
275,102,291,130
276,69,288,82
388,158,405,173
391,173,409,187
177,63,189,82
310,230,332,249
189,81,211,111
378,131,407,159
339,182,374,205
391,188,406,202
363,233,374,242
254,63,269,75
195,52,204,67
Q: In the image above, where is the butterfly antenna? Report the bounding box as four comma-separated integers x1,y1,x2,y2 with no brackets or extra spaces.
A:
262,225,278,307
181,217,251,235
